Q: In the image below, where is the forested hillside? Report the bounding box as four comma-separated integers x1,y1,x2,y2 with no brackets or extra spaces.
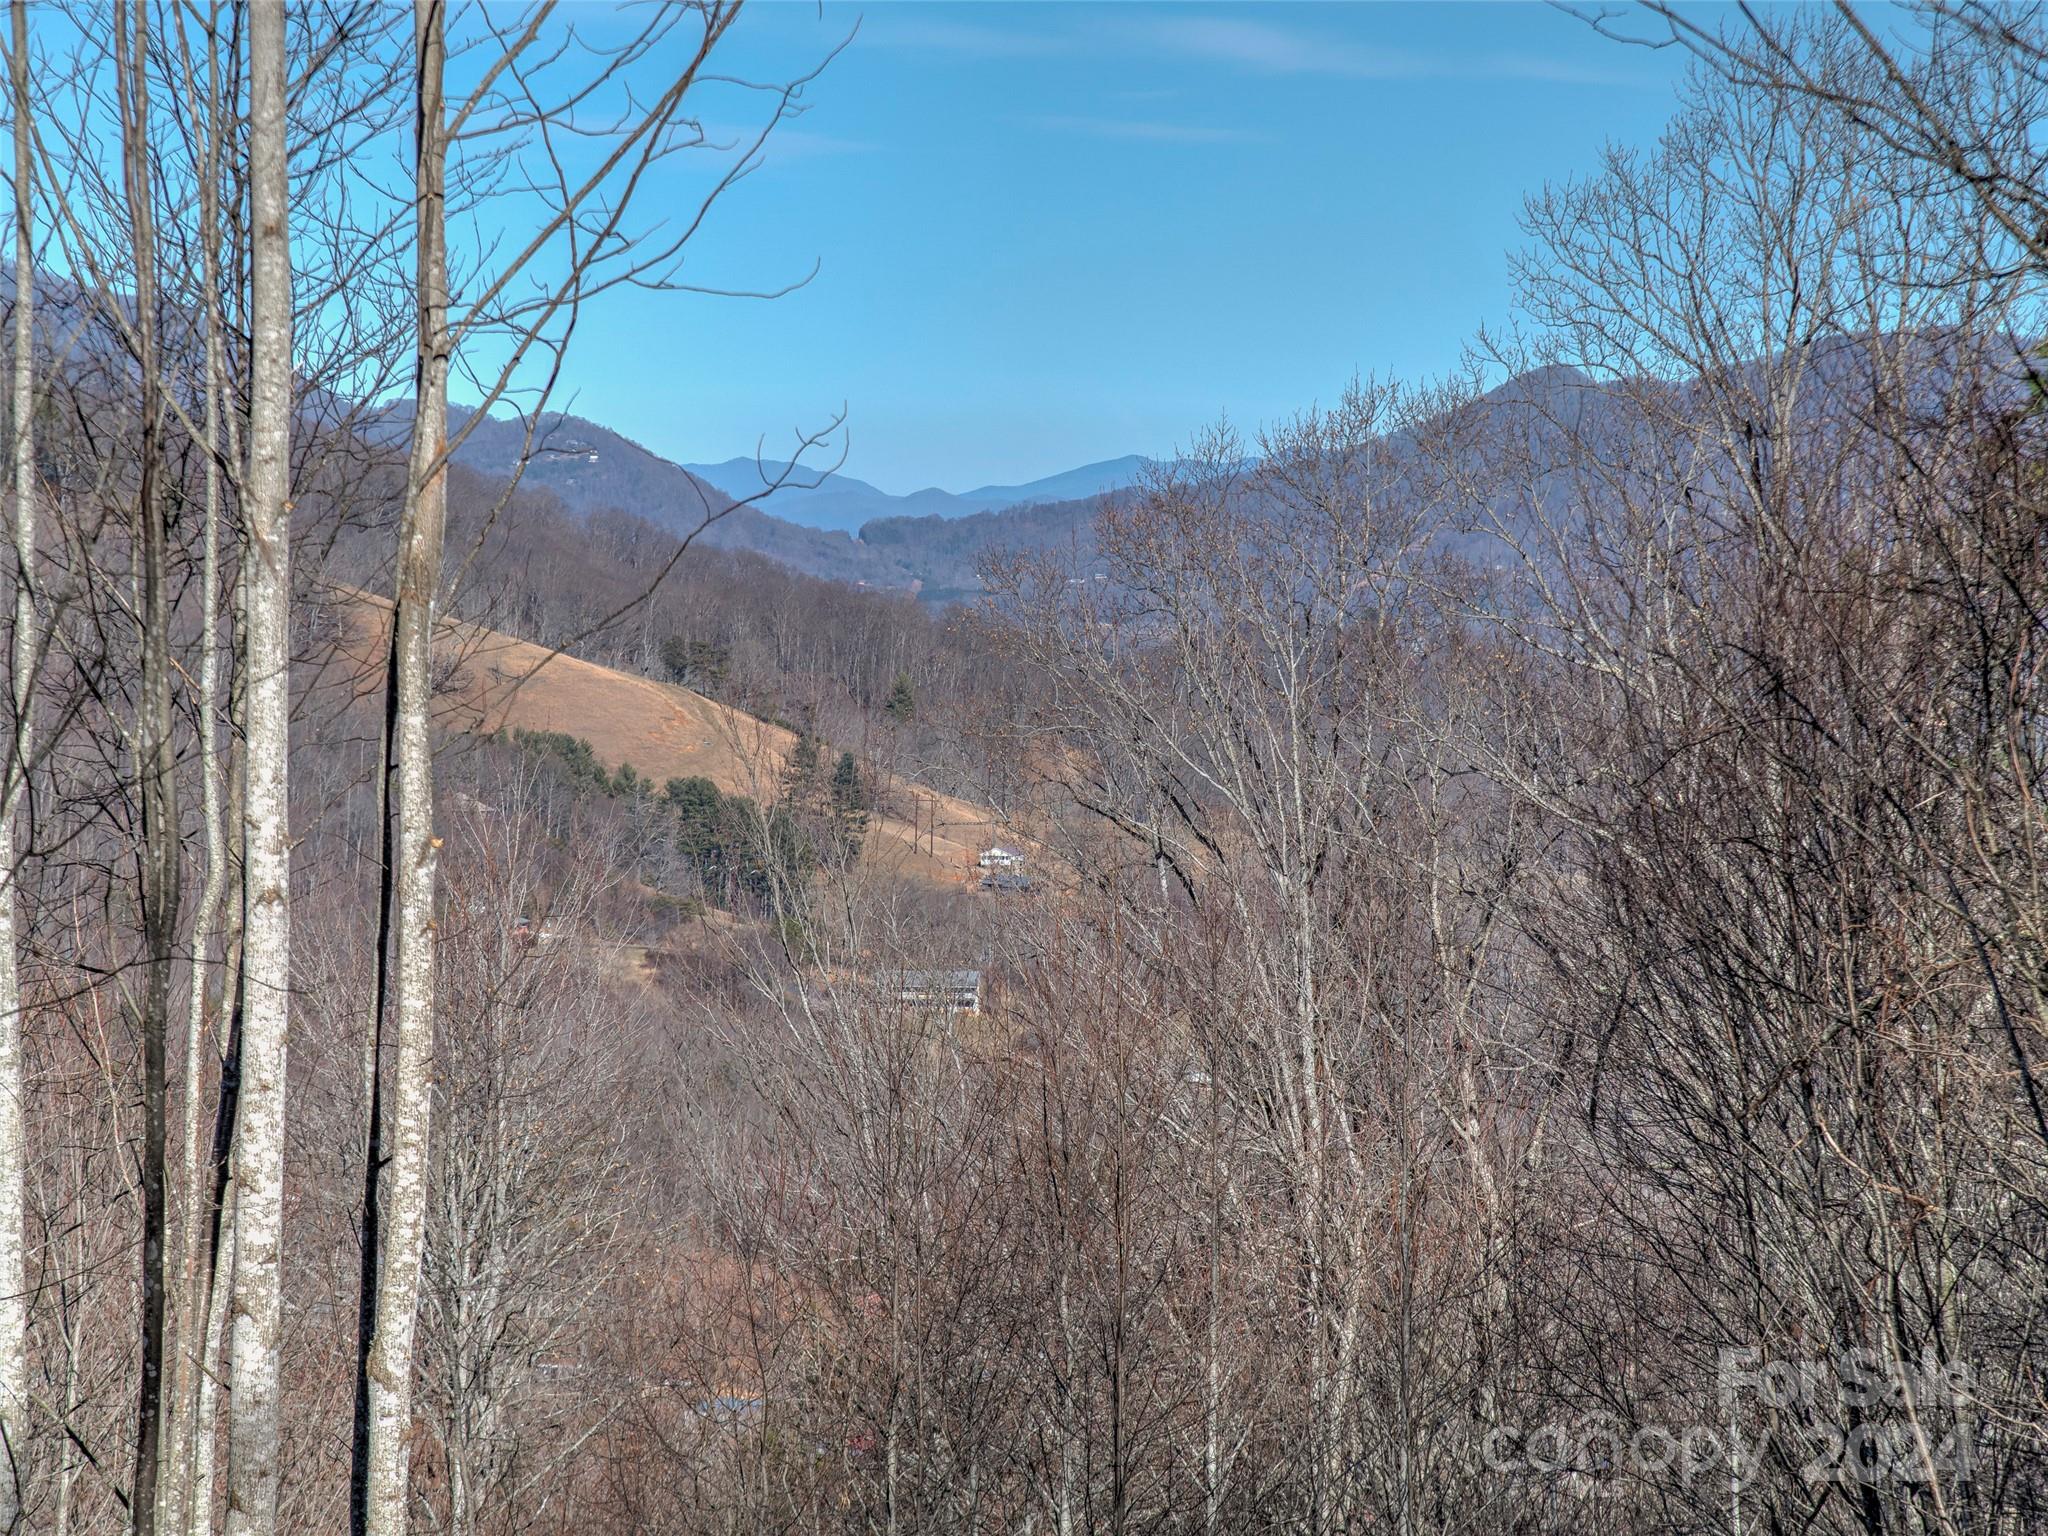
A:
1,6,2046,1536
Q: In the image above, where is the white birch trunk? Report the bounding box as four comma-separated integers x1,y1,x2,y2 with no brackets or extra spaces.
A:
166,220,228,1536
363,4,448,1529
164,9,234,1514
224,4,292,1531
0,3,32,1521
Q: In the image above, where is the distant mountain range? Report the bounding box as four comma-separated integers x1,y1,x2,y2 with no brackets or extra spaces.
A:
681,454,1154,534
441,408,1119,600
20,260,1978,610
416,337,1982,606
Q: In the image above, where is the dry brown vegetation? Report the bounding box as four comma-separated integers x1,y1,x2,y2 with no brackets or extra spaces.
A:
333,593,1024,895
8,7,2048,1536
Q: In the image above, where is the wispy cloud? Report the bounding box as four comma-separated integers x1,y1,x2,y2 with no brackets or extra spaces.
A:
869,10,1636,88
872,17,1075,59
1131,15,1644,88
762,128,881,163
1024,113,1268,146
700,122,879,167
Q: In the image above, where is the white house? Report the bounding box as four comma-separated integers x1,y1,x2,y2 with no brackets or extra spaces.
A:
890,969,983,1017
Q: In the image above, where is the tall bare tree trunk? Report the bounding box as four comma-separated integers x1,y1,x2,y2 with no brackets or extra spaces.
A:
360,5,448,1531
190,931,244,1536
224,3,291,1531
0,4,33,1524
349,537,400,1536
164,34,233,1521
116,5,179,1529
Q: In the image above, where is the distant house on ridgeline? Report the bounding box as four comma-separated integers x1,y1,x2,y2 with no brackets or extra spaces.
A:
978,845,1025,873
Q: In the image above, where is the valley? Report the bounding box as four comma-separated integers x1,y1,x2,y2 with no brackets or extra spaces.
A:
5,8,2045,1536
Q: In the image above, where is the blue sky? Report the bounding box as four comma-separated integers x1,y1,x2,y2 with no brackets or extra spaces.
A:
542,2,1691,494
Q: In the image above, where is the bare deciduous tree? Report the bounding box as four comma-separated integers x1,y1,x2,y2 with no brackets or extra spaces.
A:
225,2,293,1530
0,2,32,1523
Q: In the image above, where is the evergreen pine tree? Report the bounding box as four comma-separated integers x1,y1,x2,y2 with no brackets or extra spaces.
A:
830,750,869,862
784,730,821,798
885,673,916,723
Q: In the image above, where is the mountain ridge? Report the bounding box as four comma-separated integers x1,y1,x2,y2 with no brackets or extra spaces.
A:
682,452,1153,534
437,405,1114,598
427,344,1958,606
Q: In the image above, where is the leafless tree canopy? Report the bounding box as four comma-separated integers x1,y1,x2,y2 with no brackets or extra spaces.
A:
0,4,2044,1536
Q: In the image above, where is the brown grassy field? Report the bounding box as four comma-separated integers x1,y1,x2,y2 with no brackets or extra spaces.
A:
334,592,1016,892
